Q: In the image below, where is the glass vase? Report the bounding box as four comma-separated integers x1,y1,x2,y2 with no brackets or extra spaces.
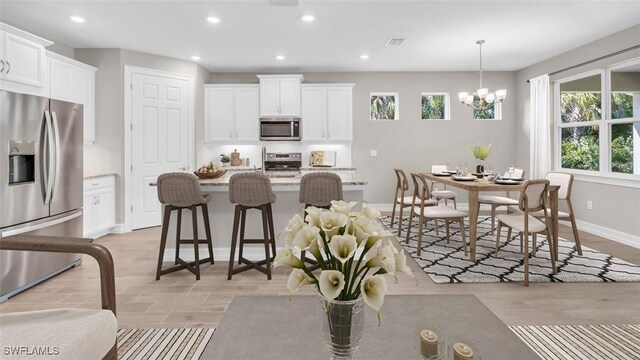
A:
317,292,365,360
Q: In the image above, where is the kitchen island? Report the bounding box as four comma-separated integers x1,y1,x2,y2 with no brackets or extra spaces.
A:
156,171,368,263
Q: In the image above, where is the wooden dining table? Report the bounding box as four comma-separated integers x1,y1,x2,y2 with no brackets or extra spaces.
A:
421,173,560,262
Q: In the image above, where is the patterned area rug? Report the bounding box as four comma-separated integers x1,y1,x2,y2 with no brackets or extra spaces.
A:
511,324,640,360
117,328,215,360
382,215,640,284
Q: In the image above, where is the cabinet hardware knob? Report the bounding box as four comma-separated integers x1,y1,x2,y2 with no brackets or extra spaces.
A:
5,61,9,74
0,60,4,73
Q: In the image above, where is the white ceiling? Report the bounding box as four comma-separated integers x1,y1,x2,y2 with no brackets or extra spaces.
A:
1,1,639,72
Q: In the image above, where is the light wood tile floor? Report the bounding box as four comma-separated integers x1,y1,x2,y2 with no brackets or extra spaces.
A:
1,219,639,329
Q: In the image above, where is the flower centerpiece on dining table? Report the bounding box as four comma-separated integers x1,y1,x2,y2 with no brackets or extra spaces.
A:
273,201,415,360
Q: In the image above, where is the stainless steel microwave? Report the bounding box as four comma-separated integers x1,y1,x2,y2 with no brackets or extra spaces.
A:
260,118,300,141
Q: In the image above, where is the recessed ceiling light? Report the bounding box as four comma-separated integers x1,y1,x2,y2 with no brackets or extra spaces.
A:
207,16,220,23
360,54,369,60
70,16,85,23
191,55,201,60
276,55,285,61
301,14,315,22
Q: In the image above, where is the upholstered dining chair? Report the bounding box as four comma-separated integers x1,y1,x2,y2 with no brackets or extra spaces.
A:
405,173,468,257
509,172,582,255
478,168,526,234
430,165,458,208
495,179,557,286
0,236,117,359
391,169,414,236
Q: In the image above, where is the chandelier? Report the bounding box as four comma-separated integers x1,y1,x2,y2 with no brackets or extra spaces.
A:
458,40,506,110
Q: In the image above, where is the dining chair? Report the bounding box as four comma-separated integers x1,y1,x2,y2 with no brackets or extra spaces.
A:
391,169,418,236
405,173,467,257
495,179,557,286
478,168,526,234
508,172,582,255
430,165,458,209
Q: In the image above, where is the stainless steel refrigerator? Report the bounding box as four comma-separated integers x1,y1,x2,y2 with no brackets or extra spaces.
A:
0,90,84,303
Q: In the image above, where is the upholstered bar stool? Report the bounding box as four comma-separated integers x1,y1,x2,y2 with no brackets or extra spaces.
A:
228,172,277,280
299,172,343,268
156,172,214,281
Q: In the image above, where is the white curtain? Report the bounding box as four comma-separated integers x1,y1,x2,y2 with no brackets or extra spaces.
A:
529,74,551,179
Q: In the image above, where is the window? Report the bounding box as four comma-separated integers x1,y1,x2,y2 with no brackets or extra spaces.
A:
554,59,640,178
370,93,399,120
472,95,502,120
421,93,449,120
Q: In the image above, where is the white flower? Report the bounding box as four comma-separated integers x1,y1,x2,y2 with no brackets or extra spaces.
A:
292,224,322,251
361,275,387,325
319,270,345,302
330,200,358,214
362,202,381,219
272,246,303,269
279,214,305,246
287,268,314,295
365,244,396,276
328,234,358,264
363,236,383,252
394,251,417,284
305,206,324,228
320,211,348,238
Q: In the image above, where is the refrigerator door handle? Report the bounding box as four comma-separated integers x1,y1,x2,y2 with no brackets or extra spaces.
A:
43,111,55,205
51,111,62,203
0,210,82,238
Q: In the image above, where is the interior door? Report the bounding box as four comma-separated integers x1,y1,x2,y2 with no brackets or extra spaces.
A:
131,72,190,230
234,86,259,141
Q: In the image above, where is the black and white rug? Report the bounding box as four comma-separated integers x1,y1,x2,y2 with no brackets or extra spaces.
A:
382,215,640,284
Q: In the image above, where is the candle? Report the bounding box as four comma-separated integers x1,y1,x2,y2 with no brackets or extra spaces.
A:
419,329,438,358
453,342,474,360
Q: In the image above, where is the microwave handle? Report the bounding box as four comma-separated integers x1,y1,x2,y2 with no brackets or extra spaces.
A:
291,122,294,137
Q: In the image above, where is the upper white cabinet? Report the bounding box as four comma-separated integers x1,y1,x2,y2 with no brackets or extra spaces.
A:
48,52,97,144
302,84,354,141
258,75,303,117
204,85,260,142
0,23,51,96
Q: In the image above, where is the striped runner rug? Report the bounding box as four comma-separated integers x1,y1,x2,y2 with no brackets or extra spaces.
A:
510,325,640,360
117,328,215,360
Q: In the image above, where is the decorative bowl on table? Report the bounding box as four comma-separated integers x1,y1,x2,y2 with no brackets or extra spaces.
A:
451,175,476,181
194,168,226,179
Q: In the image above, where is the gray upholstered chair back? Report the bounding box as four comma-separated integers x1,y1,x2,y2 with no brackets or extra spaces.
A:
299,172,343,207
157,172,208,207
545,172,573,200
229,172,276,207
518,179,549,212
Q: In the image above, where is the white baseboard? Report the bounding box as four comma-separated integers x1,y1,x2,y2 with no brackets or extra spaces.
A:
162,247,282,262
109,223,129,234
370,203,471,212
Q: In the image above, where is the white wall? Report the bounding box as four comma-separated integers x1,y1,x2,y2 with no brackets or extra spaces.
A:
515,24,640,238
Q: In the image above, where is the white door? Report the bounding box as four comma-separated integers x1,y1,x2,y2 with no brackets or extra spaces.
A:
279,78,301,116
302,87,326,141
234,86,259,141
327,87,352,141
3,32,44,87
259,78,281,116
131,72,190,229
205,87,234,142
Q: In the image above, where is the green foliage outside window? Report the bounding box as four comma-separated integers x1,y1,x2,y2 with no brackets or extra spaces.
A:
611,123,634,174
370,95,397,120
421,94,446,119
472,95,496,119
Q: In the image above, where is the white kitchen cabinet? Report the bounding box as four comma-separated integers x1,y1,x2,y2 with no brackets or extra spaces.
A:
0,23,51,96
204,85,259,142
257,75,303,117
301,84,354,141
83,175,116,239
48,52,97,144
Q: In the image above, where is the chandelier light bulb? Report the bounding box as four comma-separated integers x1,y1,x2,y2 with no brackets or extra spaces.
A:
458,92,469,103
477,88,489,99
485,93,496,104
496,89,507,101
465,94,474,105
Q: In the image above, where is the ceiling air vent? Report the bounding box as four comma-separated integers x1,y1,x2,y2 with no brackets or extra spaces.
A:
385,38,405,47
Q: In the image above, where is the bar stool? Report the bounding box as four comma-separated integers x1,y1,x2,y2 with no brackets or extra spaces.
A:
228,172,277,280
299,172,343,268
155,172,214,281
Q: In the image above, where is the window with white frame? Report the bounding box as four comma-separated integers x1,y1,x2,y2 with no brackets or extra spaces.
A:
554,59,640,177
370,93,399,120
421,92,450,120
473,95,502,120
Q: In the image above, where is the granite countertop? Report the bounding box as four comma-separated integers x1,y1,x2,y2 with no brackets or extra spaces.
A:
198,171,367,187
84,173,117,180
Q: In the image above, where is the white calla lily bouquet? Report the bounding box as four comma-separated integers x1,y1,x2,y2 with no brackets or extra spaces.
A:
273,200,415,324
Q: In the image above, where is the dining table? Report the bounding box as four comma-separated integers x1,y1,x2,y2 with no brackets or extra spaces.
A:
421,173,560,263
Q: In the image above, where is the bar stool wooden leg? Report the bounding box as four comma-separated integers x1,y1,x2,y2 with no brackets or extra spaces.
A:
261,205,272,280
192,205,201,280
267,204,276,259
228,206,241,280
156,206,172,281
238,208,247,265
202,203,214,264
175,208,182,265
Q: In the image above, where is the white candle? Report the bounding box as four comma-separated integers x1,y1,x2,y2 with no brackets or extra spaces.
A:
420,329,438,358
453,342,474,360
